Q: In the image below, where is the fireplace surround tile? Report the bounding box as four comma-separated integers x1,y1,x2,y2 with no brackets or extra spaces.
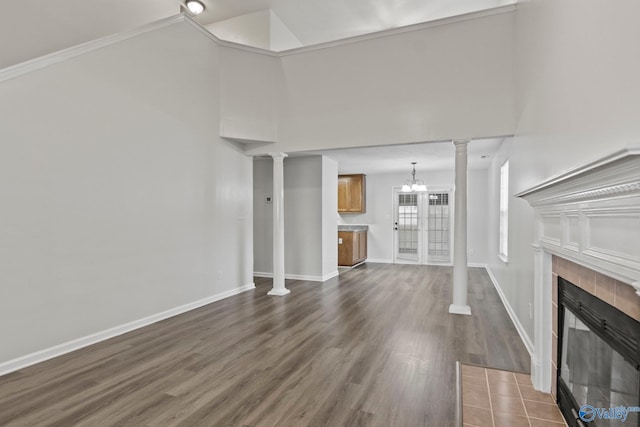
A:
518,384,554,403
490,395,525,415
615,279,640,321
514,372,531,384
552,300,558,336
462,405,493,426
460,365,568,426
523,400,565,423
461,364,485,378
489,379,520,397
594,271,616,305
552,257,640,322
493,411,529,427
578,265,596,294
529,418,565,427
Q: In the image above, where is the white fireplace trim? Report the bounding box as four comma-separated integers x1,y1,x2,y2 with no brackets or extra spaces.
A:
517,145,640,392
633,281,640,297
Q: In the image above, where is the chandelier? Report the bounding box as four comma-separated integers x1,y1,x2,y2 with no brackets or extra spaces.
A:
401,162,427,192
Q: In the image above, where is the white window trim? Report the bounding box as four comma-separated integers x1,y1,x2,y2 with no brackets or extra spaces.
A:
499,159,509,263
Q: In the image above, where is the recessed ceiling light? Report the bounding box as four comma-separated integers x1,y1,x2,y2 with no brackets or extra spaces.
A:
186,0,205,15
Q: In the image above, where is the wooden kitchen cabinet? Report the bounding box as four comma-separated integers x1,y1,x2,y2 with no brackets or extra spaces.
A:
338,174,366,213
338,230,367,266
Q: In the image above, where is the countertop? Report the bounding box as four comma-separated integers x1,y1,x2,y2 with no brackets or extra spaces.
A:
338,225,369,231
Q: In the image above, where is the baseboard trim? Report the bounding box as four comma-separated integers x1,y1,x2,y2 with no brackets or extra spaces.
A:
484,266,534,356
363,259,485,268
365,258,393,264
0,283,256,376
322,271,339,281
449,304,472,315
468,262,488,268
253,272,335,282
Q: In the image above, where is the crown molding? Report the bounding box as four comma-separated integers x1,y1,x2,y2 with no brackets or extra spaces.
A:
277,4,517,57
0,15,190,84
181,14,277,57
516,146,640,206
0,4,515,82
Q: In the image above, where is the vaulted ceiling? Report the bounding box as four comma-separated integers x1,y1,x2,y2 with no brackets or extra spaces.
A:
1,0,515,69
189,0,515,47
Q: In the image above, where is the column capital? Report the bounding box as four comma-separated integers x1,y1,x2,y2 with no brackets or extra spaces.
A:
269,152,288,161
452,140,470,148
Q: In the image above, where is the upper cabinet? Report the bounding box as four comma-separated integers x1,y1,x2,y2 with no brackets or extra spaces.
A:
338,174,366,213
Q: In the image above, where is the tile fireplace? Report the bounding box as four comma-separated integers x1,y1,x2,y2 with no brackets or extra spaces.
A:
518,147,640,425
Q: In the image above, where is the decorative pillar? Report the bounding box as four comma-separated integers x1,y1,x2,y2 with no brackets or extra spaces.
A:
268,152,290,296
449,140,471,315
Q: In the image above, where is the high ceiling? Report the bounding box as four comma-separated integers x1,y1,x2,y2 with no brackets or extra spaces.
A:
297,138,506,174
189,0,515,47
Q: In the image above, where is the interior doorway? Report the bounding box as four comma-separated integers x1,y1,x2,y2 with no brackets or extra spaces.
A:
393,188,453,264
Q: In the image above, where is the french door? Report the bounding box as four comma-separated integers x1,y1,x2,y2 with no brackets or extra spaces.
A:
393,189,452,264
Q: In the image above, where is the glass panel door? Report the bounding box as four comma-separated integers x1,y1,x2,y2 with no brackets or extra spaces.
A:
427,192,450,262
396,193,420,262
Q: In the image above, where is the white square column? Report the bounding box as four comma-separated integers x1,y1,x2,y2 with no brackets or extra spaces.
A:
449,140,471,315
268,152,290,296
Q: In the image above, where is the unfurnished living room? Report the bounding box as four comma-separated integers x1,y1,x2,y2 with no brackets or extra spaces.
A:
1,0,639,426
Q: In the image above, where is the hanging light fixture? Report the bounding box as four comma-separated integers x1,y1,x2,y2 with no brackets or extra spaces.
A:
401,162,427,192
186,0,205,15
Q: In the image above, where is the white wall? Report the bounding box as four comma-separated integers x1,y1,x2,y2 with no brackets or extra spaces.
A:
218,46,280,143
321,157,339,277
253,158,274,273
337,169,489,265
284,157,323,277
0,22,253,367
486,0,640,346
253,156,338,279
245,8,515,155
0,0,177,69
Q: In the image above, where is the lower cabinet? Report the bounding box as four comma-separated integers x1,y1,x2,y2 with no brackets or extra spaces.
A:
338,230,367,267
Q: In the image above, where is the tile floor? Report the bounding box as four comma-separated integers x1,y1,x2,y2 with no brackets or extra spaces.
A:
460,364,568,427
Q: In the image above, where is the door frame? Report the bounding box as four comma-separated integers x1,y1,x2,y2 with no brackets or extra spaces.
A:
391,186,454,265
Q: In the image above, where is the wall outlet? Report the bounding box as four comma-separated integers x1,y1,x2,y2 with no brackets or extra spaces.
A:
338,238,343,244
529,302,533,319
217,270,223,280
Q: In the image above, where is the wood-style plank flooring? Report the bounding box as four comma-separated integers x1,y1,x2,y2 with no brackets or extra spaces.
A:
0,264,530,426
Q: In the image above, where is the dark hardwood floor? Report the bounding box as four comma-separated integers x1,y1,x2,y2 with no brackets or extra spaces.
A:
0,264,529,426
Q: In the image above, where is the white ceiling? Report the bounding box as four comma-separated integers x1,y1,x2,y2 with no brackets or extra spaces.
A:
189,0,515,47
296,138,506,174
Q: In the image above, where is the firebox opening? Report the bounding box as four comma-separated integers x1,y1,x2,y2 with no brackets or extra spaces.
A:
557,277,640,427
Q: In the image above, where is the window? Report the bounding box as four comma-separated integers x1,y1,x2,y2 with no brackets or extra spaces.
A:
499,160,509,262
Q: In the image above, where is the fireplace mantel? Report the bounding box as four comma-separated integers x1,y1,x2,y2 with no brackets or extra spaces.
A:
517,146,640,294
516,145,640,393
